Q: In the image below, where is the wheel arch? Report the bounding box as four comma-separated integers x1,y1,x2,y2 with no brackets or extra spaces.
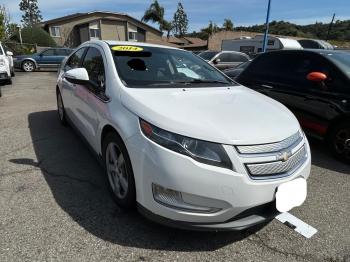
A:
100,124,124,154
326,113,350,140
21,58,38,69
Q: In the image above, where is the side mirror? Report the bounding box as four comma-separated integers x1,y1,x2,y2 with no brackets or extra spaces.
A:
213,58,221,65
64,68,90,85
6,51,13,56
307,72,327,82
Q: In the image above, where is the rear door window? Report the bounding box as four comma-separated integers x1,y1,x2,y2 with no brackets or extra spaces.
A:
41,49,55,56
55,49,69,56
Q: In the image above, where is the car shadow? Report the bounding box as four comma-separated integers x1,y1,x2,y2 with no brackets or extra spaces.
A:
12,110,268,251
308,138,350,174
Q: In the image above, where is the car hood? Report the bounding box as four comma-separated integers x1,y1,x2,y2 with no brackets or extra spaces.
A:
121,85,300,145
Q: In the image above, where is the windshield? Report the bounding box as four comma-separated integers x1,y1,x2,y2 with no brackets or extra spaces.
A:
198,51,219,61
111,45,234,88
326,52,350,76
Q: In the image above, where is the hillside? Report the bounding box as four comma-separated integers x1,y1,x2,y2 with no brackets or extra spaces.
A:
235,20,350,41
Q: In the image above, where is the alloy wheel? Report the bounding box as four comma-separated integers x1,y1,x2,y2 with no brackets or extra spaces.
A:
106,142,129,199
23,61,34,72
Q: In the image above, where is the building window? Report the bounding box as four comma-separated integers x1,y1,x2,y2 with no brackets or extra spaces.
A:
89,28,101,38
128,31,137,41
50,26,61,37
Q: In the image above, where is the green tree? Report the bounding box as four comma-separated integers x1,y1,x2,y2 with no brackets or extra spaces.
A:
6,23,19,38
0,5,11,40
11,26,57,47
223,18,234,31
0,13,5,41
19,0,42,26
172,2,188,37
200,21,219,40
142,0,172,37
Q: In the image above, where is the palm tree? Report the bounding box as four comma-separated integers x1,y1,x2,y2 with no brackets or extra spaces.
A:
201,21,219,39
142,0,172,37
223,18,234,31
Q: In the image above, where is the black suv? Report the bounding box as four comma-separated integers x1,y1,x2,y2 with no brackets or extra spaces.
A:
236,50,350,162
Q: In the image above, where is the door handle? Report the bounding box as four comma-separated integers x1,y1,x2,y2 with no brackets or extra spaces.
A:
261,84,274,89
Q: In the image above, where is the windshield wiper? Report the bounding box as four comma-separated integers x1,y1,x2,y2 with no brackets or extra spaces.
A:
175,79,230,84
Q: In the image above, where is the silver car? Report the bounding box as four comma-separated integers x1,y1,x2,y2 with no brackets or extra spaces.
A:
199,50,250,70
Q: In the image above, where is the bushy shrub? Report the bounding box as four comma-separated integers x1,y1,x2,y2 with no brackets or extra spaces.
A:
11,26,57,47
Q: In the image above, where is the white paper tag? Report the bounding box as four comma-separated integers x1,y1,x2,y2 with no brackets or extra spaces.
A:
276,178,307,213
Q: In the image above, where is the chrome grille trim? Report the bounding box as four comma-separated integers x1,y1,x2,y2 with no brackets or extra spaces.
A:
246,146,307,179
236,132,302,155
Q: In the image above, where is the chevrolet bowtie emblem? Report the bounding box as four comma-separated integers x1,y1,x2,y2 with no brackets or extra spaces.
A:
278,150,292,162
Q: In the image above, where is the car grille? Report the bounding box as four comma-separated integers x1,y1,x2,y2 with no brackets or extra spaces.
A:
246,146,307,177
236,131,302,154
236,131,307,180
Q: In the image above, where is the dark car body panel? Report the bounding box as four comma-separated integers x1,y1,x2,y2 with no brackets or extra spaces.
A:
236,50,350,139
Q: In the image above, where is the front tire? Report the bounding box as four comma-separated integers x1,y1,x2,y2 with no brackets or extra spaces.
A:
328,122,350,163
56,90,67,126
103,132,136,209
22,60,35,72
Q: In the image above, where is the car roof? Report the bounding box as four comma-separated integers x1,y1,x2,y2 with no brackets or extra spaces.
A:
260,49,349,56
219,50,249,55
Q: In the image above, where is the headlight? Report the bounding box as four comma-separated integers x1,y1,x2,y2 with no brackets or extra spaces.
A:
140,119,233,170
0,58,5,67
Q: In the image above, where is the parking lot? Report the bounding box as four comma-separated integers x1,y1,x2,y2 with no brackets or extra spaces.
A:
0,72,349,261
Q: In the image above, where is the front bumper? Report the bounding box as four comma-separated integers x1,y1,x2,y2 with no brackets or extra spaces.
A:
0,70,10,83
138,201,278,231
126,130,311,230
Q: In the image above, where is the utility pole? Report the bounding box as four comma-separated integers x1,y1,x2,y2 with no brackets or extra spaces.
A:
262,0,272,53
17,25,23,45
326,13,335,41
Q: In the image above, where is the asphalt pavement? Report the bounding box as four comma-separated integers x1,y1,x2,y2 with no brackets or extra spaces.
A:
0,72,349,262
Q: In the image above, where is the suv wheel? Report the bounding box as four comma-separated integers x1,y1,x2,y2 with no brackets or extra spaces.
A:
328,122,350,163
22,60,35,72
11,69,15,77
56,90,67,126
103,132,136,209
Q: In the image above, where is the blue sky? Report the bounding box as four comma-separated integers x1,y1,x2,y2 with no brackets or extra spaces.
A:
3,0,350,32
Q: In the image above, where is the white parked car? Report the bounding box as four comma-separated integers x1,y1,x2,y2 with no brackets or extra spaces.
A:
56,41,311,230
0,42,13,96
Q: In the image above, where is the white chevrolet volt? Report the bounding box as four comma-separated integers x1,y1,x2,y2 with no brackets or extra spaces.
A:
56,40,311,230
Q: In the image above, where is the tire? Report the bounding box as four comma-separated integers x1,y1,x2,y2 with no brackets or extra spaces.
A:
7,78,12,85
22,60,35,72
56,89,68,126
327,121,350,163
11,69,15,77
103,132,136,209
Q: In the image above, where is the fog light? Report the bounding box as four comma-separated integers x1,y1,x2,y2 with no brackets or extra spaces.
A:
152,184,221,213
